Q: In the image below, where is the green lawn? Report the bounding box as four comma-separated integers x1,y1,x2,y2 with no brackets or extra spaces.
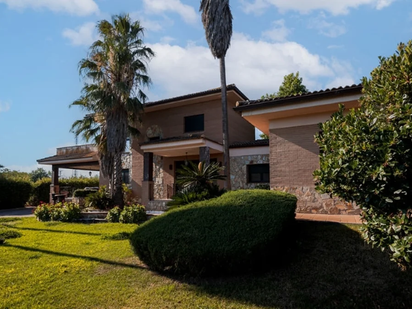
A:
1,217,411,309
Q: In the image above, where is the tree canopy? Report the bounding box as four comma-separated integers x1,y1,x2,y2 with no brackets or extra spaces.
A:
262,72,308,100
71,14,154,207
314,41,412,268
30,168,50,182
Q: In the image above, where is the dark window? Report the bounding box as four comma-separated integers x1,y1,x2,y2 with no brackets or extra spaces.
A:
122,169,130,184
184,114,204,133
247,164,269,183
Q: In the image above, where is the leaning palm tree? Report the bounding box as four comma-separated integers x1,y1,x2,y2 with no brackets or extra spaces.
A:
200,0,233,189
71,14,154,207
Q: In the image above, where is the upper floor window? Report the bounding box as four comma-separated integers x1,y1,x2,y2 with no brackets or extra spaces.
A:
248,164,269,183
184,114,204,133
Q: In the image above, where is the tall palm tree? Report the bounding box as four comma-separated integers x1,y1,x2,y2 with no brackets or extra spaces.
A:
71,14,154,207
200,0,233,189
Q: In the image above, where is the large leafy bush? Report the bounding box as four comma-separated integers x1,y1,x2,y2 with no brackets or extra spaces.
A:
130,189,297,276
106,204,146,223
34,202,81,222
314,41,412,268
0,176,32,209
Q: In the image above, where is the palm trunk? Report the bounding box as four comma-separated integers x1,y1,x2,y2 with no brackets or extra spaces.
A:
113,153,124,208
220,57,231,190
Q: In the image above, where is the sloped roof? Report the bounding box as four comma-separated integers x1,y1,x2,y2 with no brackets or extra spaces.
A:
144,84,249,108
235,84,362,111
230,139,269,148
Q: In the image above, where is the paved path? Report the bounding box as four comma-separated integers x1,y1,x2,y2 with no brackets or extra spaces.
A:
296,213,362,224
0,206,35,218
0,207,362,224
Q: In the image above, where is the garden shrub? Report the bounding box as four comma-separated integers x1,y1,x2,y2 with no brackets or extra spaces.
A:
314,41,412,268
84,186,113,210
130,189,297,276
28,178,51,206
0,176,32,209
73,188,97,198
119,204,146,223
0,229,22,239
106,204,146,223
168,161,226,207
34,202,81,222
106,206,122,223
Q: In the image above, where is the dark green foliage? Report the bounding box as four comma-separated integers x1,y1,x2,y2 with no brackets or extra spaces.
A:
254,184,270,190
0,229,22,239
314,41,412,268
101,231,131,240
0,177,32,209
106,204,146,223
28,177,99,206
84,186,113,210
130,189,297,276
262,71,308,99
119,205,146,223
168,161,226,207
73,188,97,198
29,168,50,182
106,206,122,222
34,202,81,222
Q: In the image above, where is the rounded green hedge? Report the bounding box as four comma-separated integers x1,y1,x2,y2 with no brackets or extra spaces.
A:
0,177,32,209
130,189,297,276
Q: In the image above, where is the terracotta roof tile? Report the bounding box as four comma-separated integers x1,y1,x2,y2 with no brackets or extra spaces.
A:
235,84,362,111
144,84,248,107
230,139,269,148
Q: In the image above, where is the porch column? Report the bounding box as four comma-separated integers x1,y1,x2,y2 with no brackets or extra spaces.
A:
50,165,60,203
142,152,154,206
199,146,210,165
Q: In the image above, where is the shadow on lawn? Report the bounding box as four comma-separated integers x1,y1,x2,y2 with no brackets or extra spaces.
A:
1,224,103,236
170,221,412,309
3,244,145,270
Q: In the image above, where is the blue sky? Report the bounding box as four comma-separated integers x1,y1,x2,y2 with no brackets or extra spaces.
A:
0,0,411,175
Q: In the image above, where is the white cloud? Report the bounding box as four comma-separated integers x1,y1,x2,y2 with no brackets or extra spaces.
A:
143,0,198,24
262,19,291,42
62,22,98,46
0,0,98,16
147,32,354,100
0,101,10,113
308,13,346,37
160,36,176,44
129,12,165,32
242,0,396,15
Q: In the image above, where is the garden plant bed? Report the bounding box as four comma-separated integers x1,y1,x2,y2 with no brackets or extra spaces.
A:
1,217,411,308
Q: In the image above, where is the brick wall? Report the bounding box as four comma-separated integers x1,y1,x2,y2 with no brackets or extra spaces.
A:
269,124,359,215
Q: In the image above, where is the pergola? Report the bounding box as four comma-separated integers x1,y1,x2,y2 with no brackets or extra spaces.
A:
37,145,99,202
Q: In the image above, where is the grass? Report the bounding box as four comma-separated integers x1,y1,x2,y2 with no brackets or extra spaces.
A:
0,218,411,308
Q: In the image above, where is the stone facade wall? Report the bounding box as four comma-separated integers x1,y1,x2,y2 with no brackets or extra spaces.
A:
121,152,132,185
153,155,164,200
230,154,269,190
273,186,360,215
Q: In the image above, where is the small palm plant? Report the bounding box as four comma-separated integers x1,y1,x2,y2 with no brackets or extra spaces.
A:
168,161,226,207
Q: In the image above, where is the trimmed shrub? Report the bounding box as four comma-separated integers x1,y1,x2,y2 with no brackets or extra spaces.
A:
106,206,122,223
130,189,297,276
0,177,33,209
106,205,146,223
34,202,81,222
0,229,22,239
119,204,146,223
28,178,51,206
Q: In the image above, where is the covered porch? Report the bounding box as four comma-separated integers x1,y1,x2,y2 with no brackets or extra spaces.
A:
37,145,101,203
139,135,223,207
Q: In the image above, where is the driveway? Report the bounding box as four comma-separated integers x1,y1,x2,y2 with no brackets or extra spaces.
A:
0,206,35,218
